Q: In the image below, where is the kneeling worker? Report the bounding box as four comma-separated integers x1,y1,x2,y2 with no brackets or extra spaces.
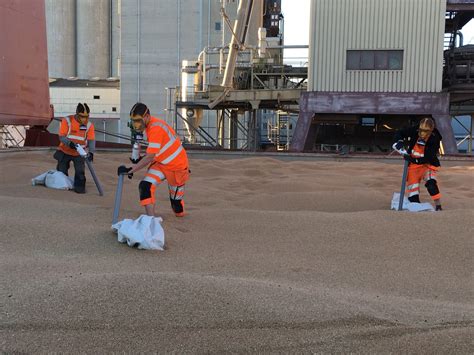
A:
118,103,190,217
54,103,95,193
392,117,443,210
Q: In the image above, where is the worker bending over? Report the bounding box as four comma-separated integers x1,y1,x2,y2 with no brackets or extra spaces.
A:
393,117,443,211
54,103,95,193
118,103,190,217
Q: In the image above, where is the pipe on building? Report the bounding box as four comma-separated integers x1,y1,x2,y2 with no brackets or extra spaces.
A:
109,0,113,76
221,0,226,48
208,0,211,49
199,0,203,52
456,30,464,47
177,0,181,85
137,0,140,100
222,0,253,88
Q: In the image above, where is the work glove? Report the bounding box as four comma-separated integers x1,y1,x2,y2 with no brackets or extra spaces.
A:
403,154,419,164
129,155,143,164
117,165,133,179
68,141,77,150
392,140,404,151
87,152,94,162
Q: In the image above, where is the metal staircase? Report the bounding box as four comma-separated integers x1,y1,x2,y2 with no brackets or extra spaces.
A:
0,125,26,148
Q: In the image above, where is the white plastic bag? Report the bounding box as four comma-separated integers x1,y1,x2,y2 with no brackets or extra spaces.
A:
112,215,165,250
391,192,434,212
31,170,73,190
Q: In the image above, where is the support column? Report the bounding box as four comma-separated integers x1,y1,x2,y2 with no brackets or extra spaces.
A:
290,93,315,152
290,111,314,152
217,110,225,147
432,115,458,154
229,110,238,150
247,110,258,151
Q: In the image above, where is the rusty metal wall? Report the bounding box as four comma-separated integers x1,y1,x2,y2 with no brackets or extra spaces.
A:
309,0,446,92
0,0,52,125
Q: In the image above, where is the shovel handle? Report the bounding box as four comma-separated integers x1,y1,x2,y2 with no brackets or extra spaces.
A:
398,159,409,211
112,173,125,225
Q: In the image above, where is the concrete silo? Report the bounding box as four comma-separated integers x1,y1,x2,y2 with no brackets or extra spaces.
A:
76,0,111,78
45,0,76,78
111,0,121,78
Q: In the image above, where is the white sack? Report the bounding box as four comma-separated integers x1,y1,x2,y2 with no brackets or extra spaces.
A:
31,170,73,190
391,192,435,212
112,215,165,250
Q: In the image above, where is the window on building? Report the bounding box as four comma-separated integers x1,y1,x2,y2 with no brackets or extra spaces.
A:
360,117,375,126
112,107,117,112
93,95,100,99
346,50,403,70
215,22,221,31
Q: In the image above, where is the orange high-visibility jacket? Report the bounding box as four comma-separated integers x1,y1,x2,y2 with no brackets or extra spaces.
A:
145,116,188,171
58,115,95,156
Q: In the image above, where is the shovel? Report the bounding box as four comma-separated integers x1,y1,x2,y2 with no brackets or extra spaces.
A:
396,148,408,211
112,172,125,225
76,145,104,196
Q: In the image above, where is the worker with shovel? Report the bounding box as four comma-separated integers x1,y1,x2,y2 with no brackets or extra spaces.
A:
54,103,96,194
392,117,443,211
117,103,190,217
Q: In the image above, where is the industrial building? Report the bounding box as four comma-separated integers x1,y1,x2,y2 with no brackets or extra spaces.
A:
291,0,474,155
1,0,473,154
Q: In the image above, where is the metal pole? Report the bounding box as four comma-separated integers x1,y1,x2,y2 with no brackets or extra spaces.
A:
85,159,104,196
112,173,124,225
398,159,409,211
177,0,181,85
137,0,140,101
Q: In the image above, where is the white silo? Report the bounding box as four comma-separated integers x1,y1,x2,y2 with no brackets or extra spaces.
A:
76,0,111,78
45,0,76,78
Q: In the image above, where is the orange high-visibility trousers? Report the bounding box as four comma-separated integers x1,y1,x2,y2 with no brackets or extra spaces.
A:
140,161,189,210
406,164,441,201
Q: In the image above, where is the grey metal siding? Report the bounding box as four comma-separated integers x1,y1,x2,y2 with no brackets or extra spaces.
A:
309,0,446,92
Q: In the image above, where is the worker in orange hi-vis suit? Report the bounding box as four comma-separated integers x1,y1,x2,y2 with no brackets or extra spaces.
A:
392,117,443,211
117,102,190,217
54,103,96,193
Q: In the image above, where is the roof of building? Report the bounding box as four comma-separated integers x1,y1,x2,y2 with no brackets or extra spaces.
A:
49,78,120,88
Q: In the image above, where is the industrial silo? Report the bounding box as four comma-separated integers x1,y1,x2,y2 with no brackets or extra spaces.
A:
76,0,110,78
45,0,76,78
111,0,120,78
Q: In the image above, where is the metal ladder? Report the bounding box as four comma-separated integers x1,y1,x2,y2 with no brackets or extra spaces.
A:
0,125,26,148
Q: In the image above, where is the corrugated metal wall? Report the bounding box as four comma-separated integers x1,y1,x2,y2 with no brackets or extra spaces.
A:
309,0,446,92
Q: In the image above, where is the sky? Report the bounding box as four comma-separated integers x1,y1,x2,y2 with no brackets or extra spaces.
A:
281,0,474,65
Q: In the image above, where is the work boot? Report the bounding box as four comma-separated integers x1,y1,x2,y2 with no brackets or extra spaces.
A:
74,185,86,194
435,205,442,211
408,195,420,203
170,199,185,217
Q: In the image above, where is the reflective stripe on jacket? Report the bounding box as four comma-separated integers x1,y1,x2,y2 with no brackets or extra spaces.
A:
58,115,95,156
145,116,188,170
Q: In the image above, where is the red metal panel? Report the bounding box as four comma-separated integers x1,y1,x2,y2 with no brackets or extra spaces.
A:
0,0,52,125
